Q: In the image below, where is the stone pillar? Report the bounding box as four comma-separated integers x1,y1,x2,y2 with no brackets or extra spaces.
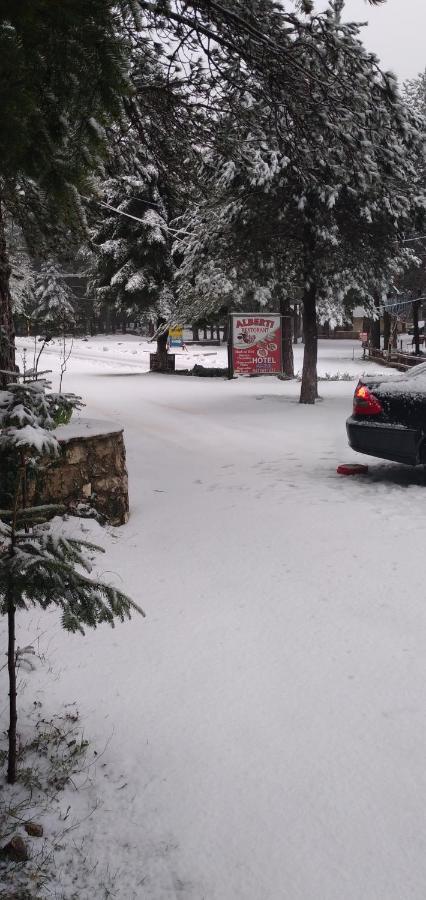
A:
30,420,129,526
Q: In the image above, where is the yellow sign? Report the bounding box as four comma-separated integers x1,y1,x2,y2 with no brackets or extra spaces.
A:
169,326,183,340
169,326,184,347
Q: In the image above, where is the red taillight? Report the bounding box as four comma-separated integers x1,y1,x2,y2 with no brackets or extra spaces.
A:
353,384,383,416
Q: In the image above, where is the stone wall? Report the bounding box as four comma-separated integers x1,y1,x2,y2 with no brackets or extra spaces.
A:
29,420,129,526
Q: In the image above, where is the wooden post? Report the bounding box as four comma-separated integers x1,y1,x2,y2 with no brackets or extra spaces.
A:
370,294,381,350
0,201,16,388
383,310,391,355
227,315,234,379
413,298,420,357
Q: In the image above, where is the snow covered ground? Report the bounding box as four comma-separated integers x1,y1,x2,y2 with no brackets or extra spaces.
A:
3,337,426,899
15,331,374,377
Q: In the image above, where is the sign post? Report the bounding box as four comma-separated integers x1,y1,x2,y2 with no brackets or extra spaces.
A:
228,314,282,376
359,331,368,360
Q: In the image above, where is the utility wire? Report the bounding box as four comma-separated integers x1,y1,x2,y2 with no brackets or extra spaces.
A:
383,296,426,312
402,234,426,244
99,201,186,235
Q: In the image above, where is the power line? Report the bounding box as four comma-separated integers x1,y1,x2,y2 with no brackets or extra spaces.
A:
383,296,426,312
402,234,426,244
98,200,186,235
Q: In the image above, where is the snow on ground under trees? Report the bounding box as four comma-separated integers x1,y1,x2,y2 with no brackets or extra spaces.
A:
2,337,426,899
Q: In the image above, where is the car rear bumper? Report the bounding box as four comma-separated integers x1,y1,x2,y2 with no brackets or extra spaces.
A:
346,417,423,466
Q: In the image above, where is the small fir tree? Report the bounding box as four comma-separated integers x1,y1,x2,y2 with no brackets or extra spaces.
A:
0,379,144,784
32,263,76,334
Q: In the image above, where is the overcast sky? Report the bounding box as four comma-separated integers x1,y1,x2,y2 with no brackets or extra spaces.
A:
315,0,426,84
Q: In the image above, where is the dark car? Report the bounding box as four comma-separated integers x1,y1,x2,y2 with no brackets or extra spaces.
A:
346,362,426,465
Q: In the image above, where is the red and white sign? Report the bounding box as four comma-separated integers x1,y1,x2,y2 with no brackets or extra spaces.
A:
231,315,282,375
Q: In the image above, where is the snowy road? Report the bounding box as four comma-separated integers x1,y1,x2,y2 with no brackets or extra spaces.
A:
4,338,426,899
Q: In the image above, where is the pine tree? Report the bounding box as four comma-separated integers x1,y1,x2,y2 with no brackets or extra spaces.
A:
6,221,36,327
85,38,201,350
88,166,173,331
0,0,393,378
174,5,424,401
397,71,426,346
32,263,76,334
0,0,138,384
0,378,144,784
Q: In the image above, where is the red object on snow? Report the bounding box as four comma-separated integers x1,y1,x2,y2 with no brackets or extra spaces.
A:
337,463,369,476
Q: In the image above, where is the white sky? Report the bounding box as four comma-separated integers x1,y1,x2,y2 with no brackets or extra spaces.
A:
315,0,426,84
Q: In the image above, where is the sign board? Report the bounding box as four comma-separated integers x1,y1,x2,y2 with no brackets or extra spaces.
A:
230,314,282,375
169,325,184,348
359,332,368,343
150,353,175,373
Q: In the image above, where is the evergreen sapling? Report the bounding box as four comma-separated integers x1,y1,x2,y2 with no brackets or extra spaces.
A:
0,379,144,784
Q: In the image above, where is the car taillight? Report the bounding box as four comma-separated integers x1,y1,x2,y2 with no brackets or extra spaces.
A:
353,384,383,416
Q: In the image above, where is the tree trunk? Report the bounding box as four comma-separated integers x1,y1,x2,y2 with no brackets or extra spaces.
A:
370,295,381,350
0,201,16,389
383,310,391,353
156,320,169,372
192,324,200,342
203,325,208,340
279,298,294,377
412,298,420,356
300,282,318,403
391,317,398,349
293,307,300,344
7,588,17,784
215,326,220,341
